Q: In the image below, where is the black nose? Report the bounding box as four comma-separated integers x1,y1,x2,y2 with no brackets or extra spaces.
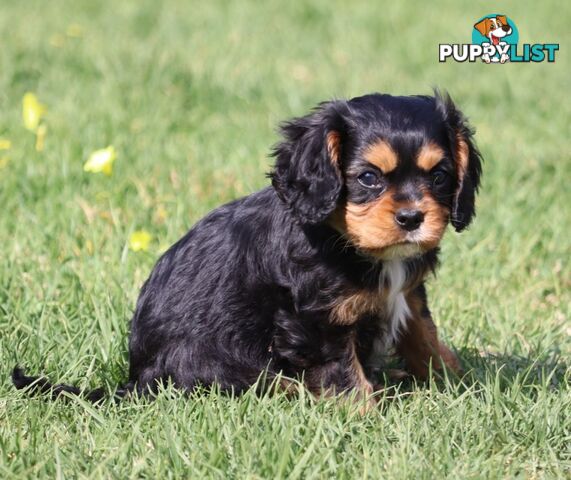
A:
502,25,510,32
395,209,424,231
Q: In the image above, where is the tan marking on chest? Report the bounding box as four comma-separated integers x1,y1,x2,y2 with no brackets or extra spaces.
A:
329,262,429,327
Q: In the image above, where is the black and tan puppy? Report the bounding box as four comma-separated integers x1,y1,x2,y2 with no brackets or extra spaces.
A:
14,92,482,403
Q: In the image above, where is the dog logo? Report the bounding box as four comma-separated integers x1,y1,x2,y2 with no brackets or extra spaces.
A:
439,14,559,63
472,14,517,63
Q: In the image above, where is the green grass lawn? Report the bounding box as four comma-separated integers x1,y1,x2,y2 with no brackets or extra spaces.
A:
1,0,570,477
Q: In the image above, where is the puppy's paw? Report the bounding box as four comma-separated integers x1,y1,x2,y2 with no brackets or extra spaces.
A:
384,368,411,382
438,342,463,374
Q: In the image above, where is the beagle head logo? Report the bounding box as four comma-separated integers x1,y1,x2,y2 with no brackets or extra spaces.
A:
474,15,513,46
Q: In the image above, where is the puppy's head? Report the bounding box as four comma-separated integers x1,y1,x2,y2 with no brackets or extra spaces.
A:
271,92,482,260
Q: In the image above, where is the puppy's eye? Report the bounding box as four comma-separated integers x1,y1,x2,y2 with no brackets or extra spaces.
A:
357,171,381,188
432,169,449,187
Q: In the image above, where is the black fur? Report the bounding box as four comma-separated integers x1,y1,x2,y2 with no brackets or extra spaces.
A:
13,92,481,401
435,91,483,231
271,100,350,224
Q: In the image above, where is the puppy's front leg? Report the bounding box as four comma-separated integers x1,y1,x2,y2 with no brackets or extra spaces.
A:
273,313,375,410
299,336,375,413
396,285,461,379
310,341,372,391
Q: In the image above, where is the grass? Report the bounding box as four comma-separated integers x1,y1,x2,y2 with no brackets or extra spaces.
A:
1,0,570,477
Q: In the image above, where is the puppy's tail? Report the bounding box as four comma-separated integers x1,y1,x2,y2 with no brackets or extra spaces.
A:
12,366,131,403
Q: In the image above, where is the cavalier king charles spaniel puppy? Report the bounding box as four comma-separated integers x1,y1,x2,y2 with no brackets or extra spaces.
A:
14,91,482,405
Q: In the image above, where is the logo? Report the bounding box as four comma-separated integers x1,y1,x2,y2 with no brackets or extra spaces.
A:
440,14,559,63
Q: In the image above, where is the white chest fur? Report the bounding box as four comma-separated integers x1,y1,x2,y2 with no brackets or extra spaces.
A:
381,259,411,342
365,260,410,375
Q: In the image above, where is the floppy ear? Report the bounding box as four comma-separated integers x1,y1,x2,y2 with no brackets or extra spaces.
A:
497,15,508,26
474,18,490,36
270,101,350,224
435,91,483,232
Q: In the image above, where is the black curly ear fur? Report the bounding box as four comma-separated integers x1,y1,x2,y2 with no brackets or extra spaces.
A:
270,101,350,224
435,91,483,232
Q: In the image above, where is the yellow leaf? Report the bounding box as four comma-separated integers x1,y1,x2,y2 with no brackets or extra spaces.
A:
84,146,116,176
85,239,94,255
35,124,47,152
129,230,152,252
154,205,168,224
0,139,11,150
49,33,66,48
22,92,47,132
66,24,83,38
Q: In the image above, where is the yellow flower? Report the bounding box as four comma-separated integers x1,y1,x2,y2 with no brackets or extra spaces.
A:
129,230,152,252
84,146,116,176
22,92,47,132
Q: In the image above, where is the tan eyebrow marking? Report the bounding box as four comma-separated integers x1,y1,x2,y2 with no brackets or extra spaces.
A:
363,140,398,174
417,142,445,171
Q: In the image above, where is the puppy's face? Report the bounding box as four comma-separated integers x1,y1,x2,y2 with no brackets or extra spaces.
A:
331,135,454,260
474,15,512,44
271,93,482,261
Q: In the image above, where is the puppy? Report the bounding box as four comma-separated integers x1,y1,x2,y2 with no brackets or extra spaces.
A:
474,15,513,63
13,92,482,404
